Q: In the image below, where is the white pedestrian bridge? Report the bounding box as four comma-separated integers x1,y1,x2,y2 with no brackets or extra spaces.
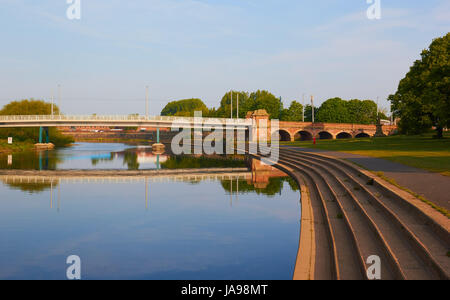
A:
0,115,253,130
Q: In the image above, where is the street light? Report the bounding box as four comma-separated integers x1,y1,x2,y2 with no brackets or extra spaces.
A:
146,85,149,119
230,90,233,119
57,84,61,115
51,89,54,116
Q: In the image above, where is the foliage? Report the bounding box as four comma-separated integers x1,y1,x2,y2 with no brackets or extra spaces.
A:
159,90,388,125
220,176,299,196
347,99,378,124
161,98,210,117
0,99,74,146
388,33,450,137
304,105,319,122
161,155,246,169
315,98,379,124
214,90,282,119
247,90,283,119
214,91,249,118
315,97,349,123
280,101,304,121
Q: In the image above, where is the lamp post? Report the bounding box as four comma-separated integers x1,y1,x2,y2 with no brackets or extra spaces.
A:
302,93,305,122
57,84,61,115
230,90,233,119
145,85,149,119
51,89,54,116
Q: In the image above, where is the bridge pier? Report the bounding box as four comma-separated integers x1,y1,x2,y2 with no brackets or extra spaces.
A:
39,127,50,144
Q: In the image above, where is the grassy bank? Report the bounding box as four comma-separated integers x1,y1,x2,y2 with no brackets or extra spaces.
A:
281,132,450,176
0,140,35,154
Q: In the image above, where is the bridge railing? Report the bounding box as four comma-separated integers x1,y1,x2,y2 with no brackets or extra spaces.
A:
0,115,253,125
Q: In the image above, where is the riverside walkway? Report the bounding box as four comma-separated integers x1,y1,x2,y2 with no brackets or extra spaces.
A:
255,147,449,280
283,146,450,211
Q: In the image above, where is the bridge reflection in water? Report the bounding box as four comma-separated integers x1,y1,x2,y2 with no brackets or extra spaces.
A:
0,158,294,211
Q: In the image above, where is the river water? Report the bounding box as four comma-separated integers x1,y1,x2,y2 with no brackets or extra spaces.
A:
0,143,301,280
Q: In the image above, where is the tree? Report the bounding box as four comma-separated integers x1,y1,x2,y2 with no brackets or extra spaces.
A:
388,33,450,138
315,97,350,123
215,91,249,118
346,99,378,124
281,101,304,121
0,99,59,115
215,90,283,119
161,98,209,117
0,99,73,146
247,90,283,119
304,105,318,122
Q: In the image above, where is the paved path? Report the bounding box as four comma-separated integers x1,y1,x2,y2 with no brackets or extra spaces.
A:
282,146,450,211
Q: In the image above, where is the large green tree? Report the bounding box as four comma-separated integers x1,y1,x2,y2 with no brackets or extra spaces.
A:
215,91,249,118
281,101,304,121
161,98,210,117
346,99,378,124
388,33,450,138
0,99,73,146
304,105,318,122
247,90,283,119
315,97,350,123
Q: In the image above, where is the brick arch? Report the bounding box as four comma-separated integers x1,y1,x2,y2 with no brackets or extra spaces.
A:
317,131,333,140
293,130,313,141
336,132,352,139
272,129,292,142
355,132,371,138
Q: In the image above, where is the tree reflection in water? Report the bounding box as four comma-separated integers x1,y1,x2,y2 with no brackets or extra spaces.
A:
0,146,298,196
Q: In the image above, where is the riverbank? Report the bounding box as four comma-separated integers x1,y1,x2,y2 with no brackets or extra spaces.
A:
281,132,450,176
0,141,35,154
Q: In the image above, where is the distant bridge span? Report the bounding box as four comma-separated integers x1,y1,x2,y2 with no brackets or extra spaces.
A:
0,115,252,130
276,121,398,141
0,113,398,141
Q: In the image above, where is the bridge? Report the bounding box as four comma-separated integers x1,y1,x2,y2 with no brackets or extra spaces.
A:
0,114,252,129
276,121,398,141
0,111,398,143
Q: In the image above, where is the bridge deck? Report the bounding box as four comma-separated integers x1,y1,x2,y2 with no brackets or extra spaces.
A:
0,115,253,129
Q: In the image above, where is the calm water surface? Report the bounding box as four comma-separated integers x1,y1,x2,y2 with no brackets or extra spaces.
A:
0,143,301,280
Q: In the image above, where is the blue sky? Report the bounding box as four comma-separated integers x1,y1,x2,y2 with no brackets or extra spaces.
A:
0,0,449,115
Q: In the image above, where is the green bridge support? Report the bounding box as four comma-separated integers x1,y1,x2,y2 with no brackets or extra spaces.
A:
39,127,50,144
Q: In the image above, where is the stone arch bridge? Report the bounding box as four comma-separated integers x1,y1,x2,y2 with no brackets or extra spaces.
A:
246,110,398,142
275,121,398,141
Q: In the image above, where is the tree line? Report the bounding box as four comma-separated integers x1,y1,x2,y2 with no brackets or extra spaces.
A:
162,32,450,136
161,92,386,125
0,99,74,146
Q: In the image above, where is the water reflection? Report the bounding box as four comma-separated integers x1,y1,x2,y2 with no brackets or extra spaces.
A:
0,143,247,171
0,175,300,279
0,143,301,279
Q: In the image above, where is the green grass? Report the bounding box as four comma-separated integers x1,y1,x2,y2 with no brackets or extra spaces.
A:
282,132,450,176
0,140,35,153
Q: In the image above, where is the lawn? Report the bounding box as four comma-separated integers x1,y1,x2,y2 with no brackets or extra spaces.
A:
281,132,450,176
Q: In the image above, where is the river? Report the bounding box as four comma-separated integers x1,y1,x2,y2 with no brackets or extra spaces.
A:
0,143,301,279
